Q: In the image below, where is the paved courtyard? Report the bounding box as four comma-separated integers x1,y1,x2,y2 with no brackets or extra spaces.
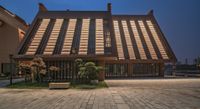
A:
0,78,200,109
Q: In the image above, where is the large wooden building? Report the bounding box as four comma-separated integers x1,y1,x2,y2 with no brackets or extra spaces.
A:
15,3,176,80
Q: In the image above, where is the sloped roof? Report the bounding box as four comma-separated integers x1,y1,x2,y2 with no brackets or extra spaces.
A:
17,10,176,62
0,6,28,27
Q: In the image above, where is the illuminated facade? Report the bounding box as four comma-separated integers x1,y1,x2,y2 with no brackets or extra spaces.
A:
15,3,176,80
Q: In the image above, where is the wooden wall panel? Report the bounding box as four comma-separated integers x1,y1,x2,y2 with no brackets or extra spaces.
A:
95,19,104,55
121,20,136,60
146,20,169,59
113,20,125,60
26,19,50,55
130,20,147,59
61,19,77,55
138,20,158,59
79,19,90,55
44,19,63,55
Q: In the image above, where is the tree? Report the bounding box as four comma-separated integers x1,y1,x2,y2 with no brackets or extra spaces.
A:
76,59,103,83
19,62,31,82
49,66,60,80
74,59,84,83
75,58,83,68
30,57,46,83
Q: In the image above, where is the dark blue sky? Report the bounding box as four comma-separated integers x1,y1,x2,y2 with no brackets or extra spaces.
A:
1,0,200,63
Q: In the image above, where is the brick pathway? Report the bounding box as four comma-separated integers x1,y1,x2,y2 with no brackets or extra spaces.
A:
0,79,200,109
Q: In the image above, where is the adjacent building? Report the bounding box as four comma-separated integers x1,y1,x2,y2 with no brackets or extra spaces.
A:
15,3,176,80
0,6,28,75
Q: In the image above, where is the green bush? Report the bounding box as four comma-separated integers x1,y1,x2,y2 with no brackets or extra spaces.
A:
75,59,103,82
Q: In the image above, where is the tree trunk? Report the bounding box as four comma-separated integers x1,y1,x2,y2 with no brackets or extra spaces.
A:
24,69,27,82
31,72,35,83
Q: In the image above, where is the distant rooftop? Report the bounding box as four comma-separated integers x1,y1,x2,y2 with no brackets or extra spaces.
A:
0,6,28,26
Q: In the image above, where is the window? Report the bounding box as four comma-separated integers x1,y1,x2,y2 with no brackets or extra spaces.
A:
105,64,128,77
1,63,16,76
132,63,160,76
105,31,111,47
104,19,111,48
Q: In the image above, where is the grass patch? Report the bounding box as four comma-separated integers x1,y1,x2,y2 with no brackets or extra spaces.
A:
70,81,108,89
7,81,48,89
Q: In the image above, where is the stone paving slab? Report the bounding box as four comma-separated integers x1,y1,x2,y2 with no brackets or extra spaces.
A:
0,79,200,109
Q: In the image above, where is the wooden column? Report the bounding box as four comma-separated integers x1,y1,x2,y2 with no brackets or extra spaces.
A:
159,63,165,77
128,63,132,77
9,54,13,85
99,61,105,81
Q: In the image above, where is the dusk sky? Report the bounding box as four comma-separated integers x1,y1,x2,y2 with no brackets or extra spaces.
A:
0,0,200,63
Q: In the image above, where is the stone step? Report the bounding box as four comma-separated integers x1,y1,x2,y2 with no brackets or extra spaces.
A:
49,82,70,89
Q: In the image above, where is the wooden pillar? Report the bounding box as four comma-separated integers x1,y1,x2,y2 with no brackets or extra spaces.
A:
128,63,132,77
99,61,105,81
159,63,165,77
9,54,13,85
